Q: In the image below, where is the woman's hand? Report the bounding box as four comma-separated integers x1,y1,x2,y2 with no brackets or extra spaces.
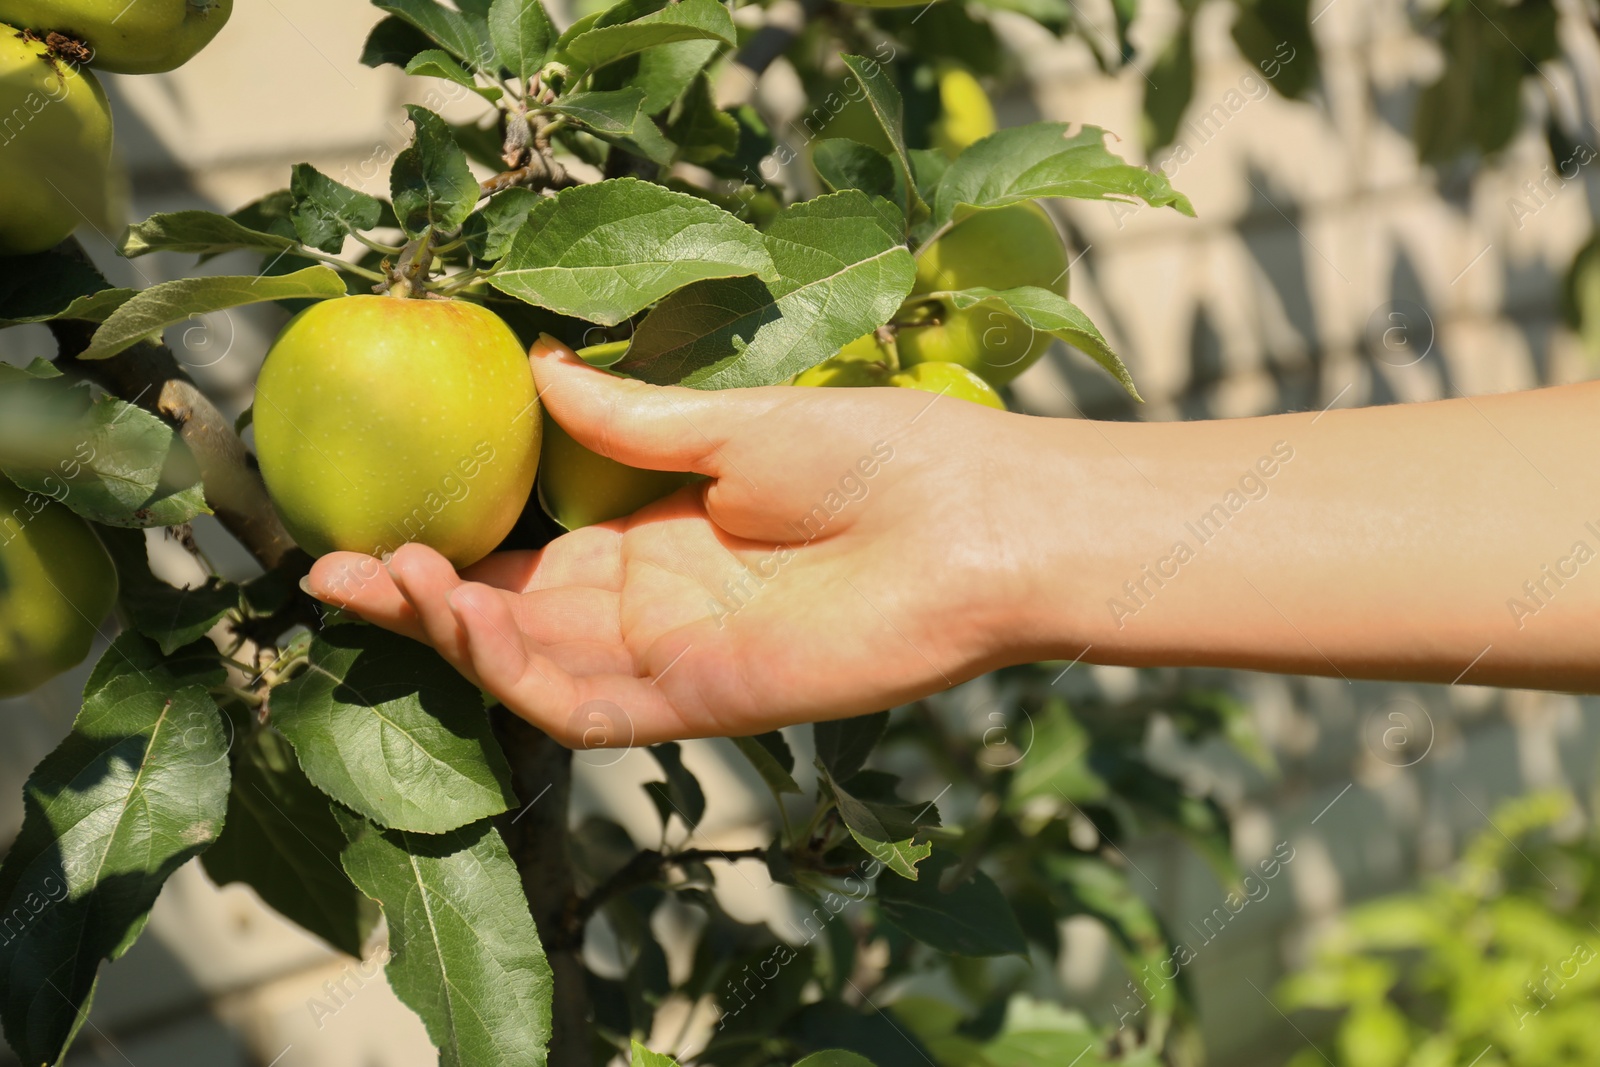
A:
305,337,1052,747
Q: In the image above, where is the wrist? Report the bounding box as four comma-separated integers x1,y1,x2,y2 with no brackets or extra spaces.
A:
963,412,1122,670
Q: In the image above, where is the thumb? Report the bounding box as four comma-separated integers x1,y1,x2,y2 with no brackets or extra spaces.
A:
529,335,781,476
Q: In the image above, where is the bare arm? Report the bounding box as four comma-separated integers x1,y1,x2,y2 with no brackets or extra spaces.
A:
307,343,1599,746
1025,382,1600,690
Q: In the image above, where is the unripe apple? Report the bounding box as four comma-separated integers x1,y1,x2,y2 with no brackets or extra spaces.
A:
0,476,117,698
888,361,1006,410
253,296,540,569
930,66,996,160
897,201,1069,386
538,420,698,531
0,26,113,255
794,340,1005,409
0,0,231,73
792,333,895,388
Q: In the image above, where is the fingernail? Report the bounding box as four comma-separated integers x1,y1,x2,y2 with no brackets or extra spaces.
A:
534,334,576,361
298,576,316,597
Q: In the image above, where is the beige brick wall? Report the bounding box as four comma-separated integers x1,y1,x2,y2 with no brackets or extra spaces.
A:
2,0,1596,1063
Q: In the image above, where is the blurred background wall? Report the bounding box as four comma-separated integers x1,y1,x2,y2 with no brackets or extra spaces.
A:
2,0,1597,1063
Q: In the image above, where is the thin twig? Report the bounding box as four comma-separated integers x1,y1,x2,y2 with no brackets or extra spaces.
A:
479,153,579,197
568,846,769,935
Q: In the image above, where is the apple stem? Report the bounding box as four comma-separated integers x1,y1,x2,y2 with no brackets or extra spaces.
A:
385,231,438,298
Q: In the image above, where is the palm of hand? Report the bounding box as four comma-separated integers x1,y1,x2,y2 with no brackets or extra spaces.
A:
309,489,968,747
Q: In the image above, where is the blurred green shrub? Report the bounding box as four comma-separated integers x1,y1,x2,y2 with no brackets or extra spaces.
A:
1278,791,1600,1067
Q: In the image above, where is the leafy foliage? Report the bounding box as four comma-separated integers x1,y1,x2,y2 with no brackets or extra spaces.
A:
1279,792,1600,1067
0,634,229,1066
0,0,1571,1063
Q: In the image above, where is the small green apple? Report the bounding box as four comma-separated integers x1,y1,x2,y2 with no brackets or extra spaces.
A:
930,66,996,160
898,201,1069,387
538,419,699,531
0,0,231,73
0,26,113,255
888,361,1006,409
792,333,896,388
0,475,117,698
253,296,540,568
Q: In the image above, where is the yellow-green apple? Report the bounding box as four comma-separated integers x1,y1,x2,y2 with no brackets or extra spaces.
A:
888,361,1006,409
0,0,232,73
538,420,699,531
0,475,116,698
0,25,112,254
897,201,1069,386
792,333,896,388
930,66,996,160
253,296,540,569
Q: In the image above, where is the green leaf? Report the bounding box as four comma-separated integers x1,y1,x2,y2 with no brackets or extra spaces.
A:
375,0,495,70
491,178,773,326
463,187,539,263
644,742,705,830
980,998,1119,1067
270,625,516,834
826,770,931,880
546,89,678,166
361,14,436,68
932,122,1195,223
0,250,131,326
79,266,348,361
1009,700,1105,806
631,1038,680,1066
203,728,380,957
488,0,555,79
339,815,553,1067
121,209,299,258
221,189,298,247
546,87,651,135
814,711,888,783
591,38,721,115
794,1050,880,1066
812,139,905,210
877,852,1026,957
560,0,734,73
0,376,210,528
0,633,229,1067
616,191,916,388
666,73,739,164
839,54,923,223
942,286,1140,399
98,528,240,654
1039,855,1181,1018
289,163,386,254
406,48,501,100
392,105,481,238
729,733,801,795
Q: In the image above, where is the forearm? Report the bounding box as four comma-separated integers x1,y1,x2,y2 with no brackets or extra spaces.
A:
1014,382,1600,691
